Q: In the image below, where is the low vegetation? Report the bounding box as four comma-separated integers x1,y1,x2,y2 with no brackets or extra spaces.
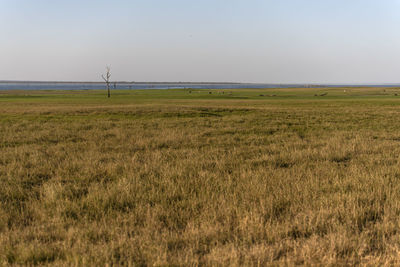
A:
2,87,400,265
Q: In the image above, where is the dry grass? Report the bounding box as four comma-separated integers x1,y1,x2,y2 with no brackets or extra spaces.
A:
2,89,400,265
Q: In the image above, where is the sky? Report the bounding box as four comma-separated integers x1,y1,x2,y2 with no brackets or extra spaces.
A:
1,0,400,83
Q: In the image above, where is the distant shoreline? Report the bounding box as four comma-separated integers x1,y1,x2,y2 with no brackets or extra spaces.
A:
1,81,400,87
0,81,245,85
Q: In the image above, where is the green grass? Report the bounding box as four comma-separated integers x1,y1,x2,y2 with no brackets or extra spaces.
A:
2,87,400,265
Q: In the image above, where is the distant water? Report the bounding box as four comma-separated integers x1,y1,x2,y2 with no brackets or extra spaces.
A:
0,82,307,90
0,82,400,91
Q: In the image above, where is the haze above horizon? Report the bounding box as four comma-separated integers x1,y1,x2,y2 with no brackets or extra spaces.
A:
2,0,400,83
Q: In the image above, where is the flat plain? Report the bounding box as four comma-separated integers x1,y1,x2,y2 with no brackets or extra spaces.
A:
2,87,400,265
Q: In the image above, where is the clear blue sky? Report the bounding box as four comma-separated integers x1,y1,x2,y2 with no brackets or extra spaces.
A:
1,0,400,83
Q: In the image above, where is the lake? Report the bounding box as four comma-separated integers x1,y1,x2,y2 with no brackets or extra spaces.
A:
1,82,399,90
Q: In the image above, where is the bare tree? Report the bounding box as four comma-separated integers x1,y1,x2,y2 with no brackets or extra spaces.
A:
101,66,111,98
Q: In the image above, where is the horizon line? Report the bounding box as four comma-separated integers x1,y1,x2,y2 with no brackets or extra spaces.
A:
2,80,400,86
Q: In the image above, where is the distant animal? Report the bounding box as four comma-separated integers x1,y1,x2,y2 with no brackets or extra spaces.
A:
320,93,328,96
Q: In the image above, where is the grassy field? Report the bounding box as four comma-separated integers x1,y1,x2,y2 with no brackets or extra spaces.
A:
3,87,400,265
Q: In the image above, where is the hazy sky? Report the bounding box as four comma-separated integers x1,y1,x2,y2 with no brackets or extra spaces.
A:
1,0,400,83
